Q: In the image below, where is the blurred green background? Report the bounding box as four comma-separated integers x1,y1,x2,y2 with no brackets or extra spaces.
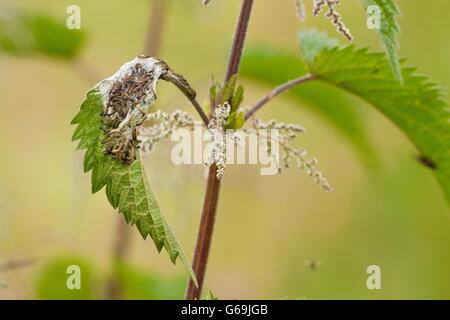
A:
0,0,449,300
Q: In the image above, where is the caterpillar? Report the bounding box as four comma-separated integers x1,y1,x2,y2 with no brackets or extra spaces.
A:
97,56,195,164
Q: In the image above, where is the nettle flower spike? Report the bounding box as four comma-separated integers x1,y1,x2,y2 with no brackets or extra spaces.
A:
139,109,195,154
313,0,353,41
246,118,332,192
206,102,233,180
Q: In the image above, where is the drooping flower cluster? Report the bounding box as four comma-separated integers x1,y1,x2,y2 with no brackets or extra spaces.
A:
313,0,353,41
136,104,331,191
209,102,231,129
244,118,332,191
138,109,195,155
204,102,235,181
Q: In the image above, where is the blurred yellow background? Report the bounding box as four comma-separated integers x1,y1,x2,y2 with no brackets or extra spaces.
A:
0,0,449,299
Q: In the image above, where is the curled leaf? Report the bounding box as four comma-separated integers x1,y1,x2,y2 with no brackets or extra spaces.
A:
71,56,197,285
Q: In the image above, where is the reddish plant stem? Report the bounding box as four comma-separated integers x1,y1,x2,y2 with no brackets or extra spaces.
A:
144,0,166,56
0,258,36,272
162,71,210,126
104,0,167,300
185,0,254,300
185,164,221,300
224,0,254,83
70,57,103,86
104,218,132,300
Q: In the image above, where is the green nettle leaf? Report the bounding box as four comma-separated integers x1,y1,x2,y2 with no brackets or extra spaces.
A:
71,84,197,284
34,255,97,300
299,29,339,65
0,12,84,59
234,112,245,129
0,15,35,55
241,45,378,167
362,0,403,83
210,81,219,102
221,74,238,104
218,74,245,129
231,85,244,112
301,32,450,204
225,112,237,129
205,290,219,300
113,261,186,300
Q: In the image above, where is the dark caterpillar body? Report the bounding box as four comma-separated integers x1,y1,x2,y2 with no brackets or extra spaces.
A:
99,57,196,165
102,63,157,164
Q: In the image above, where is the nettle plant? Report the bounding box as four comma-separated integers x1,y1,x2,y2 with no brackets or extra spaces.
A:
71,0,450,299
